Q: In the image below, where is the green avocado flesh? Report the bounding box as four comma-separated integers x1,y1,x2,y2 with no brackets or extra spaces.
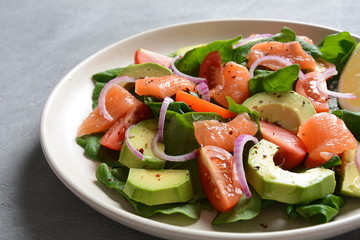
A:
246,139,336,204
340,148,360,197
119,119,166,169
118,62,172,78
242,91,316,133
124,168,194,206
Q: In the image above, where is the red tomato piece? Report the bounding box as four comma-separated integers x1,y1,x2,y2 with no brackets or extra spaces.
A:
260,121,306,170
134,48,173,68
199,51,224,89
296,71,330,112
198,145,242,212
100,103,152,151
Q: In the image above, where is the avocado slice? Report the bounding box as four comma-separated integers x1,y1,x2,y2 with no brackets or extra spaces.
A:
117,62,172,78
340,148,360,197
123,168,194,206
242,91,316,133
173,43,205,56
119,119,166,169
246,139,336,204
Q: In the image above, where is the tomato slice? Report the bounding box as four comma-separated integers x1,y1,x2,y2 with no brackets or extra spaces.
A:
199,51,224,89
100,103,152,151
260,121,306,170
198,145,242,212
295,71,329,112
134,48,173,68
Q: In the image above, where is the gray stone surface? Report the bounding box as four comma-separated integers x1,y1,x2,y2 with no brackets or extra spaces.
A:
1,0,359,239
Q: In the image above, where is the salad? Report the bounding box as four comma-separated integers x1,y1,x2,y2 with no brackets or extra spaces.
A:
76,26,360,225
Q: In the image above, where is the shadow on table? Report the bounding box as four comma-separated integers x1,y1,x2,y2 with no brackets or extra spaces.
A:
16,141,163,240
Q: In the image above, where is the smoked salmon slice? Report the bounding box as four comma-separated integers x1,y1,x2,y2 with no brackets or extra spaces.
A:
247,41,316,71
135,75,196,100
210,61,250,108
77,85,143,137
193,113,258,152
297,112,358,168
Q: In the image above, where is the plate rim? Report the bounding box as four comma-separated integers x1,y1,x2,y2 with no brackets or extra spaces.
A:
40,18,360,240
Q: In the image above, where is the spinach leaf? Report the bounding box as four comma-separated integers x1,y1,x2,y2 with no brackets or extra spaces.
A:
291,194,346,224
318,32,357,71
226,96,260,129
96,163,201,219
212,189,261,224
163,112,224,155
320,155,342,169
92,68,124,83
296,37,322,59
233,26,297,63
248,64,300,95
76,134,121,167
147,101,193,118
332,109,360,140
175,35,242,76
92,82,106,108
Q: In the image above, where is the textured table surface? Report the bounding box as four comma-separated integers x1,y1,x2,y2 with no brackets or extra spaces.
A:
1,0,360,239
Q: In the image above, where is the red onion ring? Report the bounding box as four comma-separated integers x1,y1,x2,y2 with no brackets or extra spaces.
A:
316,67,356,99
170,55,207,84
249,55,306,81
233,34,273,48
157,97,174,142
124,124,145,160
98,76,136,121
196,81,210,101
355,143,360,173
151,134,199,162
233,134,259,198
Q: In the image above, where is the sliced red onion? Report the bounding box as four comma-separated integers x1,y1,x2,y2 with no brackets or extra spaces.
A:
316,67,356,99
234,34,273,48
157,97,174,142
124,124,144,160
355,144,360,173
170,55,207,84
98,76,136,121
233,134,259,198
196,81,210,101
249,55,306,81
151,134,199,162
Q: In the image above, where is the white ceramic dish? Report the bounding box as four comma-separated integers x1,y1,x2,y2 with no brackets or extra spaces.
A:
40,19,360,240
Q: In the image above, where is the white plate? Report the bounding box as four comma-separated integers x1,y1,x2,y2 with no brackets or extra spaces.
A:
40,19,360,240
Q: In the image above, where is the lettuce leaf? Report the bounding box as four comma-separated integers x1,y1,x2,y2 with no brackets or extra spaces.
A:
332,109,360,140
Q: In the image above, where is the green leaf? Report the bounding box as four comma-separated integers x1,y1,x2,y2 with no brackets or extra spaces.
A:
92,81,106,108
332,109,360,140
147,101,193,118
296,37,322,59
320,155,342,169
163,112,224,156
233,26,297,63
295,204,339,224
76,134,121,167
92,68,124,83
318,32,357,71
319,194,346,211
212,189,262,224
96,163,201,219
226,96,260,130
248,64,300,95
175,35,242,76
286,204,300,218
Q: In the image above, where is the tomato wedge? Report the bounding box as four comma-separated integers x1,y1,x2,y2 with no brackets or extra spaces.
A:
260,121,306,170
134,48,173,68
199,51,224,89
296,71,330,112
198,145,242,212
100,103,152,150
